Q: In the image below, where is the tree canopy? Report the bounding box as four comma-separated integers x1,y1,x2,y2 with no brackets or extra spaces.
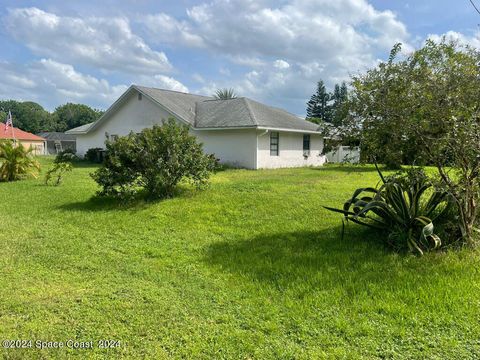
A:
0,100,104,134
347,39,480,243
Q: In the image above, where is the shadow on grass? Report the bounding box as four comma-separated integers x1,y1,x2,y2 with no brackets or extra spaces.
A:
204,227,409,287
58,185,200,212
58,195,152,212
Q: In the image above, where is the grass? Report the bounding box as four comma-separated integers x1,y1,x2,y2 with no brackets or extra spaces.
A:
0,158,479,359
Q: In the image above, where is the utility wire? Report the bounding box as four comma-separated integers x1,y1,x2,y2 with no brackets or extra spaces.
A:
470,0,480,15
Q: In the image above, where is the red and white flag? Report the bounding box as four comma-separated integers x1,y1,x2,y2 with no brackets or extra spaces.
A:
4,111,13,131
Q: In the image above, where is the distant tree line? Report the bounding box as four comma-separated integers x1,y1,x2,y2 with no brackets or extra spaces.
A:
0,100,104,134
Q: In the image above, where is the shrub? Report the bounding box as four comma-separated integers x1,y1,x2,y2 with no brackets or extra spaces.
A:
45,162,73,186
0,140,40,182
55,148,78,163
324,166,454,255
91,119,218,199
85,147,104,163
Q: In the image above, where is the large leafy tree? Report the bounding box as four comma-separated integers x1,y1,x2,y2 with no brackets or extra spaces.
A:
349,39,480,244
53,103,104,131
0,100,55,133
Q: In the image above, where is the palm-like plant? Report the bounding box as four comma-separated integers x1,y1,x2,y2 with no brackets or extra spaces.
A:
324,166,452,255
0,141,40,182
213,88,237,100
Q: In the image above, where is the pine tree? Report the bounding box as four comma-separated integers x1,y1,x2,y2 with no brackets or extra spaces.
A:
306,80,331,122
331,82,349,127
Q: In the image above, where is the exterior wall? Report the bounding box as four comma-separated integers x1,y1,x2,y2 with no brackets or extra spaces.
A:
193,129,257,169
75,91,177,156
19,140,45,155
256,131,326,169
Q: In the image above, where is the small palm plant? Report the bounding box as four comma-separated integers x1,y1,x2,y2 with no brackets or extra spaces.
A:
324,166,452,255
213,88,237,100
0,140,40,182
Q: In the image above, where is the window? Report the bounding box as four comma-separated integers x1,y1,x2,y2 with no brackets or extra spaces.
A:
110,134,119,142
138,93,143,101
303,134,310,156
270,132,279,156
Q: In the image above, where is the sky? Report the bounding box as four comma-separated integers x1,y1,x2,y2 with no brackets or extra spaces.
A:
0,0,479,116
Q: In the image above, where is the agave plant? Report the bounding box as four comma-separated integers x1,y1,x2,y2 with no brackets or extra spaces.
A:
0,140,40,182
324,166,452,255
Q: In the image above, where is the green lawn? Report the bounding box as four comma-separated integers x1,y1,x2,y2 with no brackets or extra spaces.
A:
0,158,479,359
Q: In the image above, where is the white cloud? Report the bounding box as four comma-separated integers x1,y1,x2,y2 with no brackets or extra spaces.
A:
273,60,290,70
144,0,409,65
4,7,172,75
0,59,127,110
143,0,411,115
143,13,205,48
427,30,480,49
137,75,189,93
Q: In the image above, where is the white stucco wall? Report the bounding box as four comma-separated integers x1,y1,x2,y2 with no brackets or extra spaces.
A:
193,129,257,169
256,130,326,169
75,91,176,156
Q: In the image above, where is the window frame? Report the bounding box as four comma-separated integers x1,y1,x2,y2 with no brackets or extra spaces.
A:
270,131,279,156
303,134,311,156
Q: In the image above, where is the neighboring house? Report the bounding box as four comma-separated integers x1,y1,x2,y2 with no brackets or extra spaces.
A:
0,127,46,155
37,132,77,155
66,85,326,169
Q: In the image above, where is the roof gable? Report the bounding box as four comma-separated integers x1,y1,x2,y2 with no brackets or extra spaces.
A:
135,86,212,126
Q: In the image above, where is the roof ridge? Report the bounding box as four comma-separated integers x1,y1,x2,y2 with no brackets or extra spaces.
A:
133,84,211,98
243,98,258,126
201,97,246,103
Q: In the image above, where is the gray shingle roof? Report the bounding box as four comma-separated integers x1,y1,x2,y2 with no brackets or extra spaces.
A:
195,98,256,128
135,85,212,126
195,97,320,132
37,132,77,141
66,86,321,134
65,122,94,134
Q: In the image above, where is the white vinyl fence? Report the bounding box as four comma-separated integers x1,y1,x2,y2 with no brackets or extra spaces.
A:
326,146,361,164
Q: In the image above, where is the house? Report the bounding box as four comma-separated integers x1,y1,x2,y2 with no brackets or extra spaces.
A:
37,132,76,155
66,85,326,169
0,126,46,155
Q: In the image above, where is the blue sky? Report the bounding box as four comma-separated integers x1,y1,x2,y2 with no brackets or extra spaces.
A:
0,0,479,116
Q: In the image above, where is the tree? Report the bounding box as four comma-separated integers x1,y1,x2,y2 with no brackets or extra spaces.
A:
349,43,421,168
306,80,331,122
213,88,237,100
53,103,104,131
349,39,480,245
91,118,218,199
0,141,40,182
0,100,54,133
331,82,349,127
